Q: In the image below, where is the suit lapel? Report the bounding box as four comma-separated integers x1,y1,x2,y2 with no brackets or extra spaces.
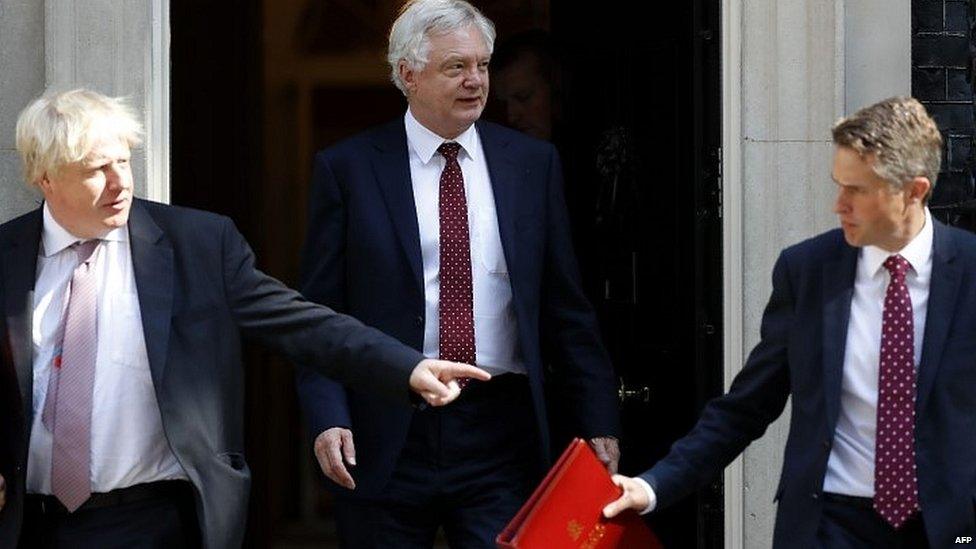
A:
2,207,42,430
371,120,424,293
477,121,523,285
128,201,174,386
822,241,858,431
916,220,961,416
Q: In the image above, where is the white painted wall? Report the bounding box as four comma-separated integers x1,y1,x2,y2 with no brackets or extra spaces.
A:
0,0,169,225
845,0,912,112
0,0,46,222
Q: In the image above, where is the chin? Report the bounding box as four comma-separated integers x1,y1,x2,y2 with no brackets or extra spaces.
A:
104,212,131,229
842,232,862,247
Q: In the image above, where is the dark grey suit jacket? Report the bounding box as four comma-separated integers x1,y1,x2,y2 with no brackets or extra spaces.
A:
0,199,425,548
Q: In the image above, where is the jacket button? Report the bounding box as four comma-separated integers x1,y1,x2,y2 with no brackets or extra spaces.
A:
415,315,424,326
811,492,819,500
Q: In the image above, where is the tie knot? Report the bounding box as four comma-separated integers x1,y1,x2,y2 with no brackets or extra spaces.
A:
883,254,911,279
72,240,100,264
438,142,462,162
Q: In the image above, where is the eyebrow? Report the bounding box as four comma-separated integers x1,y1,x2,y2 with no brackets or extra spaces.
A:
82,153,129,166
441,52,490,63
832,177,865,189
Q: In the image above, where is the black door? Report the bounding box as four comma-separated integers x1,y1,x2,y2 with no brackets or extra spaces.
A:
538,2,724,546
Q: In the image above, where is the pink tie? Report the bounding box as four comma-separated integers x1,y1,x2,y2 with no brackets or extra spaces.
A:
437,142,476,378
873,254,920,528
42,239,100,512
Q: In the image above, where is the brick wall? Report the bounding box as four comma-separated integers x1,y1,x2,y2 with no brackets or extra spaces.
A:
913,0,976,230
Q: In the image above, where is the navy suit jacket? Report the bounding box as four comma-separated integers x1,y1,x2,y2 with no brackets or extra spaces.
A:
641,221,976,547
0,200,425,549
295,118,620,497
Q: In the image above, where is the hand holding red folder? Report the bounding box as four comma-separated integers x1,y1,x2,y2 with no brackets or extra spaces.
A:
496,439,663,548
602,475,651,519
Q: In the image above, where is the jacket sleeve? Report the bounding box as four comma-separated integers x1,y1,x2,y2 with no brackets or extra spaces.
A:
539,145,621,439
293,151,355,437
218,209,423,407
640,251,794,509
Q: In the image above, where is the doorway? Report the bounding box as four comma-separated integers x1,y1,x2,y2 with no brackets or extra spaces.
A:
170,1,722,547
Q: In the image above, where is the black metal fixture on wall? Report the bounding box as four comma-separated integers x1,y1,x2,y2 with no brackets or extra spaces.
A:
912,0,976,231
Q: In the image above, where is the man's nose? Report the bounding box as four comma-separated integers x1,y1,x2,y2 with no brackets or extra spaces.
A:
833,190,847,214
105,165,128,189
464,69,485,88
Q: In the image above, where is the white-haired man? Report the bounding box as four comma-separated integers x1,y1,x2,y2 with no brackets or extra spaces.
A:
295,0,621,546
0,88,488,549
604,97,976,547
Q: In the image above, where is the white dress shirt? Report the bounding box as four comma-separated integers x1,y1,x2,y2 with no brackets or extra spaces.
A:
27,204,187,494
404,109,524,376
823,208,933,496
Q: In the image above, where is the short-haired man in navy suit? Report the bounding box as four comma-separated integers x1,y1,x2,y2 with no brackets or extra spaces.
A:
295,0,621,546
0,88,487,549
604,97,976,547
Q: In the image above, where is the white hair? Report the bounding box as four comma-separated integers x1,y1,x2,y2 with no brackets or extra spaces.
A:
15,88,143,185
387,0,496,96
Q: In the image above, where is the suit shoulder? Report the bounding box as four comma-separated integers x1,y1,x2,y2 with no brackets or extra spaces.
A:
780,228,849,264
477,120,556,156
314,119,403,162
942,221,976,255
0,207,41,241
136,199,234,232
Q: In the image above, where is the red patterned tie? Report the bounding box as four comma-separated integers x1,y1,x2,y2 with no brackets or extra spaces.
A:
437,142,476,377
873,254,920,528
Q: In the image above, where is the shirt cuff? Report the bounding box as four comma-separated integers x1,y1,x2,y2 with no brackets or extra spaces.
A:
632,477,657,515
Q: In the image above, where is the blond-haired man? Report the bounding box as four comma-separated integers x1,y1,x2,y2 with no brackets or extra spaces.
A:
0,88,487,549
604,97,976,547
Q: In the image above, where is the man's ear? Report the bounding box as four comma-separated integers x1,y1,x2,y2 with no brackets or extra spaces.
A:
399,60,416,94
37,172,53,194
906,176,931,205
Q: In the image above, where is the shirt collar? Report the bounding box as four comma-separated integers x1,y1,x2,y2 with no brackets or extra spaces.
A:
860,207,933,278
404,108,479,165
41,202,128,257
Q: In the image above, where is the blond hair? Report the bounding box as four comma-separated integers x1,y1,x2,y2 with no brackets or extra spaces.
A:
832,96,943,201
15,89,143,185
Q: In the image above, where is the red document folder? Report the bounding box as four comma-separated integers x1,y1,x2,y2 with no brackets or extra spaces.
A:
496,438,663,548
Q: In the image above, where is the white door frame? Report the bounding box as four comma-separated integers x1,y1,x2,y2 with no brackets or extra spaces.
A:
147,0,171,203
721,0,744,547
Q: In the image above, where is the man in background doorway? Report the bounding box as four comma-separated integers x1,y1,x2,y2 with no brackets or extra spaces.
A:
491,29,559,142
295,0,621,546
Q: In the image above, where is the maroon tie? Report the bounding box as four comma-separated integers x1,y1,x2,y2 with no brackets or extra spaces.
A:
873,254,920,528
437,142,476,372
